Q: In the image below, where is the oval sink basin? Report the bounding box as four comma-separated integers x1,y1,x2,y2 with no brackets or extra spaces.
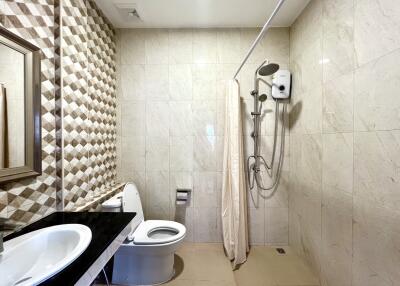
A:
0,224,92,286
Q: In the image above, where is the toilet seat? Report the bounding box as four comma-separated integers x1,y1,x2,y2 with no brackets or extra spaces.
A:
133,220,186,245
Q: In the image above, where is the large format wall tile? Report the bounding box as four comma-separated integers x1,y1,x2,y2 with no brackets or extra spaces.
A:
321,189,352,286
120,29,145,64
168,29,193,64
119,64,146,101
322,133,353,194
323,72,354,133
354,131,400,210
290,0,400,285
322,0,354,83
118,28,290,244
354,0,400,66
352,196,400,286
354,49,400,131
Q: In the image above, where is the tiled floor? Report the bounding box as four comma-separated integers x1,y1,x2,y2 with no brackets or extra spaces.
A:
166,243,320,286
96,243,320,286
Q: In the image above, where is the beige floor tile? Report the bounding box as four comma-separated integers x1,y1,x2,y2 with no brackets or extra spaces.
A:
95,244,320,286
191,244,235,282
164,279,196,286
234,247,276,286
194,280,236,286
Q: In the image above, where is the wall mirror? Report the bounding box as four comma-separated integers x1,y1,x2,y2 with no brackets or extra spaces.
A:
0,26,41,184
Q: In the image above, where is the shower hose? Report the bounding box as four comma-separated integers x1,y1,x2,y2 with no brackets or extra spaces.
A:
247,100,287,195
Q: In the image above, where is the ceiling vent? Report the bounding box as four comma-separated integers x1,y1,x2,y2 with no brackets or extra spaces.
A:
114,2,142,20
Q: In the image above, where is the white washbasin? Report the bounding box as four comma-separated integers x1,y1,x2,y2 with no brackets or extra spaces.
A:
0,224,92,286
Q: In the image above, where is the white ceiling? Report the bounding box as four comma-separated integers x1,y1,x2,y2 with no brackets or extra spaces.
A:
95,0,310,28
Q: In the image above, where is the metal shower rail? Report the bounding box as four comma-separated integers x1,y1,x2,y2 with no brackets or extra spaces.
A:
233,0,286,79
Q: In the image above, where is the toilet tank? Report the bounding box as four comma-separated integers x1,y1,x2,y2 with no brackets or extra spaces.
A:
122,182,144,223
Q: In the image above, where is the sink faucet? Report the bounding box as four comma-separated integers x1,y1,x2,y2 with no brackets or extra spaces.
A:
0,218,23,254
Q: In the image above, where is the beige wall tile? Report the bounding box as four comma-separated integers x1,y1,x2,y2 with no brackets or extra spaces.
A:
121,102,146,136
352,196,400,286
193,29,217,64
145,64,169,100
263,28,290,66
120,29,145,64
354,131,400,210
193,171,218,208
323,72,354,133
290,0,400,285
240,28,265,64
145,171,170,219
266,207,288,245
146,101,170,137
170,136,193,172
121,136,145,172
192,64,217,100
145,29,169,64
217,29,241,64
354,49,400,131
118,28,290,245
120,64,146,101
248,207,265,245
193,207,222,242
169,64,192,100
169,101,193,136
169,29,193,64
193,136,217,171
354,0,400,66
192,100,216,136
322,0,354,83
146,135,169,171
321,188,352,286
322,133,353,194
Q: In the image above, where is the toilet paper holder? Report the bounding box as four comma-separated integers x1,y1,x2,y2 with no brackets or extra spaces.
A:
176,189,192,206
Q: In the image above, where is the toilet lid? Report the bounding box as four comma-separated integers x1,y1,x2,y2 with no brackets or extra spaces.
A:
133,220,186,245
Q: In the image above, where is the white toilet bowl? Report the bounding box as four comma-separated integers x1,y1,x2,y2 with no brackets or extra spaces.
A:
107,183,186,285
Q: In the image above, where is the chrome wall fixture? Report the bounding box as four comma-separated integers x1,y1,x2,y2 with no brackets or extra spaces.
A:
247,60,291,194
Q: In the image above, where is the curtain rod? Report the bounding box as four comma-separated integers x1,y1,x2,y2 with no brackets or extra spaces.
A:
233,0,286,79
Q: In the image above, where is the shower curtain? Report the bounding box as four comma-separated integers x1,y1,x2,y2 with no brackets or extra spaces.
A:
221,79,249,268
0,84,6,168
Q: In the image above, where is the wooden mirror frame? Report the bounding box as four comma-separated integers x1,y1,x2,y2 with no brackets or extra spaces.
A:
0,26,41,184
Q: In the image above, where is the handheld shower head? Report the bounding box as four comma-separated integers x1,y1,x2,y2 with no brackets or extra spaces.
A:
259,94,268,102
258,63,279,76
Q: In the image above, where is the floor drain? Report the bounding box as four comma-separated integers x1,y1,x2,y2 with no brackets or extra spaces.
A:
276,248,286,254
14,277,32,285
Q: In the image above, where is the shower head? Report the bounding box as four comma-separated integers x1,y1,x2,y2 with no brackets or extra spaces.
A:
259,94,268,102
258,63,279,76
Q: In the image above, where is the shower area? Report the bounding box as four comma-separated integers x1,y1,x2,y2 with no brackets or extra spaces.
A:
112,0,400,284
116,26,291,246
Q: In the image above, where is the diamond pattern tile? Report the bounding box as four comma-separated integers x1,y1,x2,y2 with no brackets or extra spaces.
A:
0,0,117,221
1,0,57,220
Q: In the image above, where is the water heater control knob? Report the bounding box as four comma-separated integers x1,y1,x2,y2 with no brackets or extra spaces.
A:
279,85,285,91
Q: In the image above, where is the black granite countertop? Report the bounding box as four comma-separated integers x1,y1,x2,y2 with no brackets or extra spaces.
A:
4,211,136,286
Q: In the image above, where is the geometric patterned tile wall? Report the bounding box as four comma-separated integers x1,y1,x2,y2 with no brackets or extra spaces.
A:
60,0,117,210
60,0,90,210
0,0,57,224
0,0,117,219
86,0,117,198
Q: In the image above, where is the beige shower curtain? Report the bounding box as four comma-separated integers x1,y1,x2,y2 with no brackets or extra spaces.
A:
0,84,6,168
221,79,249,268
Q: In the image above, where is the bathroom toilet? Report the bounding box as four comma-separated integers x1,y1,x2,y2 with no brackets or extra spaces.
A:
103,182,186,285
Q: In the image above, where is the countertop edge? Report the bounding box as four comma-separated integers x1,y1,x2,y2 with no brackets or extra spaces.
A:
75,220,132,286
